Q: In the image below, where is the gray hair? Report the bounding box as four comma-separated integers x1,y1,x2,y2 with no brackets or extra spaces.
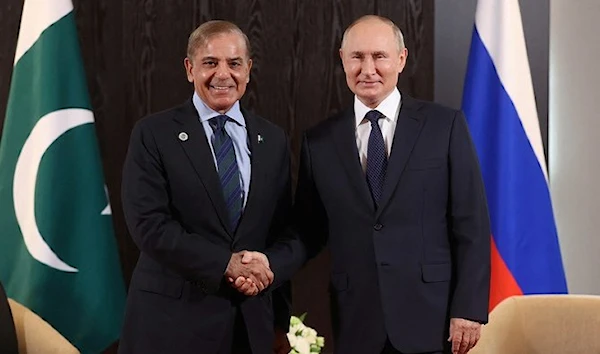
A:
341,15,405,51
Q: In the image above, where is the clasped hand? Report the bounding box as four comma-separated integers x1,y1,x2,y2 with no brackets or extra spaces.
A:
224,251,273,296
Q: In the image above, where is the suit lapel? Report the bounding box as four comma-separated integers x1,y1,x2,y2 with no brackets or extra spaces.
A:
376,95,425,218
331,108,375,212
172,100,232,238
234,109,265,239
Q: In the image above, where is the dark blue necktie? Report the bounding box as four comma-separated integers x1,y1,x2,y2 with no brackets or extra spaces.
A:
209,115,242,231
365,110,387,208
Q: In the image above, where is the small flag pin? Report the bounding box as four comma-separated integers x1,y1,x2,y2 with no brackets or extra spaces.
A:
178,132,188,141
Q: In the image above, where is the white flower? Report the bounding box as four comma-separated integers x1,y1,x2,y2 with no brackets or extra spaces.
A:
287,332,298,348
316,336,325,347
288,314,324,354
294,338,311,354
301,327,317,344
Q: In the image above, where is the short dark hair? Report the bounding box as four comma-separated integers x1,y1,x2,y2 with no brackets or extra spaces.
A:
187,20,251,59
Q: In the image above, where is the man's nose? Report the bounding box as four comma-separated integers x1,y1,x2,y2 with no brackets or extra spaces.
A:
215,62,230,78
361,57,376,75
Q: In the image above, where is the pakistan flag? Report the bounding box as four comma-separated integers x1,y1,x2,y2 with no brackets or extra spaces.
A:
0,1,125,352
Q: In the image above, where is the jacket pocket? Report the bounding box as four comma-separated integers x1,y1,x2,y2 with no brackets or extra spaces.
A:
421,263,451,283
133,272,184,299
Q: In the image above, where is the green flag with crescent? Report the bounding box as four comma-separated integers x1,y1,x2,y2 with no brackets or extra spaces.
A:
0,0,126,352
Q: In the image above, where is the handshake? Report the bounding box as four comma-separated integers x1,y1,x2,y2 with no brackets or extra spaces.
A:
224,251,273,296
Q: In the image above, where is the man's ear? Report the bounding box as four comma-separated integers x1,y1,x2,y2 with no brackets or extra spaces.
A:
397,48,408,74
246,58,253,83
184,57,194,83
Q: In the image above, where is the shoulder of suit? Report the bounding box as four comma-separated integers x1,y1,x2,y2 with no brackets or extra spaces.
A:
133,102,188,131
406,96,461,118
242,108,287,139
303,106,353,139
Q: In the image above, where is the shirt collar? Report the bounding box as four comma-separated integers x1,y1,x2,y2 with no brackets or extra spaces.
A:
192,92,246,127
354,87,402,127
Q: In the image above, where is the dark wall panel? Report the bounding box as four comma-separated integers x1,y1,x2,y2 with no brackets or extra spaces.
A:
0,1,433,352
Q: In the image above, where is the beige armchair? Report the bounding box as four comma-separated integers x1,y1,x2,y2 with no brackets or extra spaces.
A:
8,299,79,354
470,294,600,354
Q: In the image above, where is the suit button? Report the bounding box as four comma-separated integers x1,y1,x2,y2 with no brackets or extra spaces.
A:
374,223,383,231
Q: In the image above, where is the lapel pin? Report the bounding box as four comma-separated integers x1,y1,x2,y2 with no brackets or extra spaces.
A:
257,134,264,144
178,132,188,141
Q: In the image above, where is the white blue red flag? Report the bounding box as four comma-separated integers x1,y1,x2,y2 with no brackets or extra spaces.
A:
462,0,568,311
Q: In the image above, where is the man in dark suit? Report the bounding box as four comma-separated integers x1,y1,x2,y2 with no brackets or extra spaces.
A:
260,15,491,354
119,20,293,354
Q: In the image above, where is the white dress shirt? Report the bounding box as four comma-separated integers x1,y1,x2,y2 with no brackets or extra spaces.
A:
192,93,251,208
354,87,402,171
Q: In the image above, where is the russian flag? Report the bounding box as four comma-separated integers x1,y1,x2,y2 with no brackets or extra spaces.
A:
462,0,568,311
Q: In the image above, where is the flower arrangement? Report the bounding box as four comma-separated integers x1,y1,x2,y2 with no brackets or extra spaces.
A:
287,313,325,354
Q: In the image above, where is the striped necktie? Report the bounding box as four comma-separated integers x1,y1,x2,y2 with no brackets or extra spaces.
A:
209,115,243,231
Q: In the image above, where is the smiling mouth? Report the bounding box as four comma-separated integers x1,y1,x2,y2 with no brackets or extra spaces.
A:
210,85,233,91
359,81,380,86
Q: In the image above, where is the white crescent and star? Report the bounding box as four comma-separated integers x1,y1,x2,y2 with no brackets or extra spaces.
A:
12,108,111,272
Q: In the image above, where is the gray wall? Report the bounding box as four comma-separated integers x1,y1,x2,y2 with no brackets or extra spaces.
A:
434,0,549,153
549,0,600,295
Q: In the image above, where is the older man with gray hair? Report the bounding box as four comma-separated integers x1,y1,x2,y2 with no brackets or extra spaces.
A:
119,20,294,354
250,14,491,354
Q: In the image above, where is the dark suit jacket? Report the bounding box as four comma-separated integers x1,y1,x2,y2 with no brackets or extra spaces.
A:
0,282,18,354
292,95,491,354
119,99,292,354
